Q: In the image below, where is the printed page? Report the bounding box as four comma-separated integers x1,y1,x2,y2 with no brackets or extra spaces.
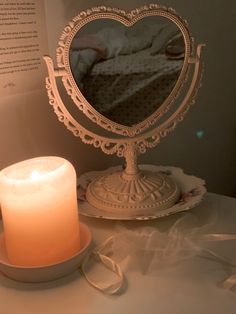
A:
0,0,48,97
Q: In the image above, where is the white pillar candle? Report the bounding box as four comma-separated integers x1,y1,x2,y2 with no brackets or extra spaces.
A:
0,156,80,266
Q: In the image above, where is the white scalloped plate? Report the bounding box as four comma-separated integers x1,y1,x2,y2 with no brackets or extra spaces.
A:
77,165,206,221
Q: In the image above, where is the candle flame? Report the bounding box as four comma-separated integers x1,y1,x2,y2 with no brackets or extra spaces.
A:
30,170,40,180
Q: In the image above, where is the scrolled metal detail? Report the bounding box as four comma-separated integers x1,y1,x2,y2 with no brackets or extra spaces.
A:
44,69,129,157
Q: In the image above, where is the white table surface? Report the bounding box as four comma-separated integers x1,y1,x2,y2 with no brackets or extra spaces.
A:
1,192,236,314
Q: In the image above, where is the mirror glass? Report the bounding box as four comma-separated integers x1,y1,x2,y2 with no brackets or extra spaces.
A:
69,16,185,127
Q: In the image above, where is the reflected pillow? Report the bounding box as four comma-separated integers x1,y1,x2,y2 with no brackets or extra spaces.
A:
150,23,180,55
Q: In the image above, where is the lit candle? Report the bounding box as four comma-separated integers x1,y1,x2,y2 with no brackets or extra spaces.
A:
0,156,80,266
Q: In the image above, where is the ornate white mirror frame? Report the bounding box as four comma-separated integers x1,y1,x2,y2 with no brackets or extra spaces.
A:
44,4,205,219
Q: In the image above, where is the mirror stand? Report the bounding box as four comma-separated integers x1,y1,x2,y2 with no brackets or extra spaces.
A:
86,143,180,215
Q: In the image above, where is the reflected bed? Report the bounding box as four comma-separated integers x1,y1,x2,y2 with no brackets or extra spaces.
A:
82,48,183,126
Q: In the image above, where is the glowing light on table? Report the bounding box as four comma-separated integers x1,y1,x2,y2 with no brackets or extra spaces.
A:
0,156,80,266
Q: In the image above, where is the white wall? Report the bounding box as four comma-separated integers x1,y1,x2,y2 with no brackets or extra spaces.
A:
0,0,235,197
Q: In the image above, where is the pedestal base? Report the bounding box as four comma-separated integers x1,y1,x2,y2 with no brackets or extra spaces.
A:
86,169,180,216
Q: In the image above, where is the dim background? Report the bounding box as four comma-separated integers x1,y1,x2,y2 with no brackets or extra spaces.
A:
0,0,236,197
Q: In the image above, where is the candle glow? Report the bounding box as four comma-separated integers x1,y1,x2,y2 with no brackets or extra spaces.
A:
30,170,40,180
0,156,80,267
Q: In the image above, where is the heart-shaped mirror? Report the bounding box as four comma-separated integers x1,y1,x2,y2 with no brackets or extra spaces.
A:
57,6,191,137
70,16,185,129
44,5,204,219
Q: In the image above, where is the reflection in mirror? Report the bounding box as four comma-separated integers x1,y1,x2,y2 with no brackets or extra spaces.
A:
70,17,185,127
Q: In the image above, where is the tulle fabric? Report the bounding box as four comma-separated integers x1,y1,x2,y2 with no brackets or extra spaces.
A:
93,214,216,275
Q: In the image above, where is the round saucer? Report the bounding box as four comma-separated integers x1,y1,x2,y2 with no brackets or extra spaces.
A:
0,223,92,283
78,165,206,220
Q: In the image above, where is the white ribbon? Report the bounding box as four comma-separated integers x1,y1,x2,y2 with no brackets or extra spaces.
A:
198,234,236,291
81,236,124,295
80,219,236,294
